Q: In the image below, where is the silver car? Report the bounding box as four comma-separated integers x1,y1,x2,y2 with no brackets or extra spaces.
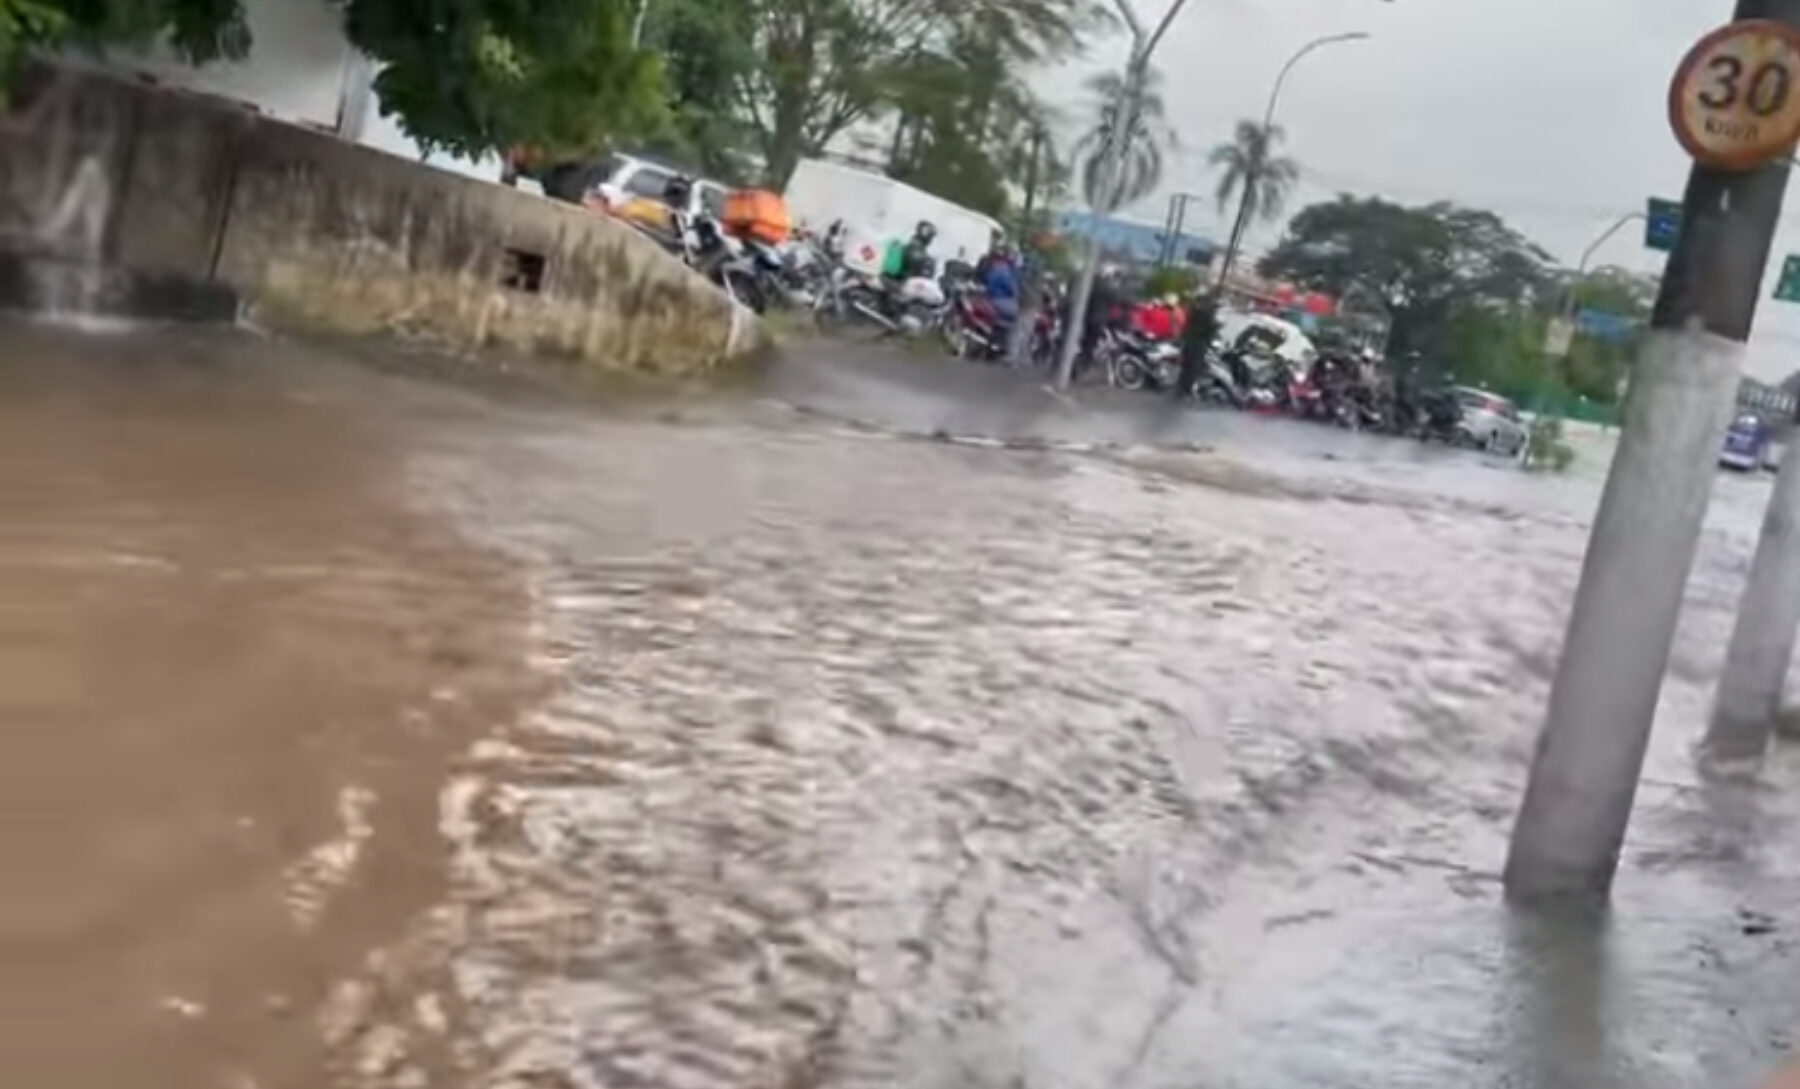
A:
1453,387,1528,456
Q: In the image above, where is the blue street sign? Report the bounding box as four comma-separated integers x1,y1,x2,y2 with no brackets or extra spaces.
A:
1776,255,1800,303
1646,198,1682,252
1575,308,1639,345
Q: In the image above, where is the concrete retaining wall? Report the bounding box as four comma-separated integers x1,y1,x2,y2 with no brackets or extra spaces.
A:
0,65,757,374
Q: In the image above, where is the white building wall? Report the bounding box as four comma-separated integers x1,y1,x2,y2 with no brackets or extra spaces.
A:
98,0,503,183
106,0,353,129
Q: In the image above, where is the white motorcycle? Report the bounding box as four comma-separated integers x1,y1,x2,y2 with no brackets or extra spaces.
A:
815,268,947,339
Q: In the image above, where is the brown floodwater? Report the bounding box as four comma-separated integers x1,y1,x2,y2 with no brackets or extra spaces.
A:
3,320,1797,1089
0,322,536,1089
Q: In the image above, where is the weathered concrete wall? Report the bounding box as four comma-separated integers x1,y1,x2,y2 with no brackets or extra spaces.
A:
0,66,757,374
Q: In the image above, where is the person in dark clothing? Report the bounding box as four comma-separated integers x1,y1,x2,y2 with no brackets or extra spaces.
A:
898,221,938,281
1079,270,1127,366
1175,291,1222,399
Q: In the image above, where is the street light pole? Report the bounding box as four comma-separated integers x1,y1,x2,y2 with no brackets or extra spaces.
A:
1158,191,1205,266
1548,211,1647,350
1054,0,1196,389
1214,31,1369,293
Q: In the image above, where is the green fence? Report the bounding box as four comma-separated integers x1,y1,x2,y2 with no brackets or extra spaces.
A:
1511,387,1621,428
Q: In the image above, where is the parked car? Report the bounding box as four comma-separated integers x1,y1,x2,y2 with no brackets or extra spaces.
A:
1721,414,1772,471
537,152,729,223
1216,312,1318,370
1452,387,1528,456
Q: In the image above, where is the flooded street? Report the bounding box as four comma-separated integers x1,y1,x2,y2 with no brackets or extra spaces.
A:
5,322,1798,1089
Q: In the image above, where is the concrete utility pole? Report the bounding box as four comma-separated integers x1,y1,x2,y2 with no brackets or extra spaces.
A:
1707,418,1800,763
1505,0,1800,903
1054,0,1195,389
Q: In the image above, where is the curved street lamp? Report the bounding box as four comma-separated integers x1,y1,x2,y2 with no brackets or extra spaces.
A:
1215,31,1371,292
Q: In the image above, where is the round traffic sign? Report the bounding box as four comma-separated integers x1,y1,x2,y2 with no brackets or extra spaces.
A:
1670,19,1800,171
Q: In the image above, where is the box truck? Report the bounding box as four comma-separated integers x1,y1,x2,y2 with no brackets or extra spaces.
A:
784,159,1003,271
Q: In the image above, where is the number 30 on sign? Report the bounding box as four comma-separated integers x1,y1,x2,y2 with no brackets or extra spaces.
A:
1671,20,1800,170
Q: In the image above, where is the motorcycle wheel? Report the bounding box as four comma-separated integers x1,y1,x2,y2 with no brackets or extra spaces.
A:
942,315,971,359
841,287,894,332
716,270,768,315
813,293,845,333
1113,356,1149,392
740,277,770,315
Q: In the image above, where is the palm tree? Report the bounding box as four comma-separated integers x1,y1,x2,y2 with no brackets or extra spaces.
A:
1071,68,1174,213
1210,119,1300,287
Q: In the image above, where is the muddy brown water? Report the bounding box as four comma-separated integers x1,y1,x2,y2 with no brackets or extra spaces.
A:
2,321,1797,1089
0,324,535,1089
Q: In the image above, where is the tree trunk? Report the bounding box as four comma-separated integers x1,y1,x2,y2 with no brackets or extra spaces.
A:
766,87,809,187
887,112,909,172
1214,170,1258,291
1022,131,1043,218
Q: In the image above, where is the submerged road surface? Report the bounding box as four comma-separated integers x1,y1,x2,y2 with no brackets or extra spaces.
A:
3,322,1797,1089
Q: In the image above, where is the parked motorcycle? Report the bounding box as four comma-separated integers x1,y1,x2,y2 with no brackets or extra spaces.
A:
1232,349,1294,412
815,267,947,339
636,209,769,314
1412,387,1470,445
941,282,1016,362
1087,327,1160,391
692,219,768,314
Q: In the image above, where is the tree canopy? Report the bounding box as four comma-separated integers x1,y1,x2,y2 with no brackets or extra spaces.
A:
1211,120,1297,224
1262,194,1650,405
2,0,249,107
345,0,666,160
733,0,1103,187
2,0,667,157
1072,67,1171,213
4,0,1094,220
1259,195,1555,356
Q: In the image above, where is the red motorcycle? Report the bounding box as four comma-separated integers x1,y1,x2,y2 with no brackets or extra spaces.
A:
942,284,1014,362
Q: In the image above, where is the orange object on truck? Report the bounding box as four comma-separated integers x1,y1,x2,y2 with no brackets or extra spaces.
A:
723,189,792,245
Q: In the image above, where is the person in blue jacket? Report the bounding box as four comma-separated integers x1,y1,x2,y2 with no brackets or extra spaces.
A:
980,244,1021,332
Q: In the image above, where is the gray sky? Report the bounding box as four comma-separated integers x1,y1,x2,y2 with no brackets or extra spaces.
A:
1041,0,1800,379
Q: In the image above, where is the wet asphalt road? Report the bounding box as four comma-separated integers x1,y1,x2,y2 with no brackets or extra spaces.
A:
4,322,1798,1089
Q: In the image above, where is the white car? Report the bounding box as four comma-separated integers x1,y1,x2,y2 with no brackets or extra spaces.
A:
1453,387,1529,456
1217,312,1318,368
540,152,729,222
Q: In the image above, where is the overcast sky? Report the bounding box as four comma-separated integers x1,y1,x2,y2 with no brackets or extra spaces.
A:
1040,0,1800,379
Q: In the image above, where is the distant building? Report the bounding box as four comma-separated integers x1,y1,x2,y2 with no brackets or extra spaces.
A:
1056,211,1214,267
1740,376,1797,426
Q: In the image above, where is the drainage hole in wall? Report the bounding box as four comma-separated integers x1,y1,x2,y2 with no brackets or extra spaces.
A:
500,249,546,293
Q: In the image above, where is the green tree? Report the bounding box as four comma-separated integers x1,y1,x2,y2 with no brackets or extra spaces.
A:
1143,264,1198,298
1259,195,1554,356
3,0,666,161
646,0,761,179
1071,67,1172,212
1210,120,1298,285
878,28,1059,218
738,0,1101,187
346,0,668,161
1,1,64,107
3,0,248,109
1559,266,1654,404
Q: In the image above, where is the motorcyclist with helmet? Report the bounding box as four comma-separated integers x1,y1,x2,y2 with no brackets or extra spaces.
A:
895,221,939,282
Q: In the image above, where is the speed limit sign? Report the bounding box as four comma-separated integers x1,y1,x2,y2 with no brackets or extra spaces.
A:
1671,20,1800,170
